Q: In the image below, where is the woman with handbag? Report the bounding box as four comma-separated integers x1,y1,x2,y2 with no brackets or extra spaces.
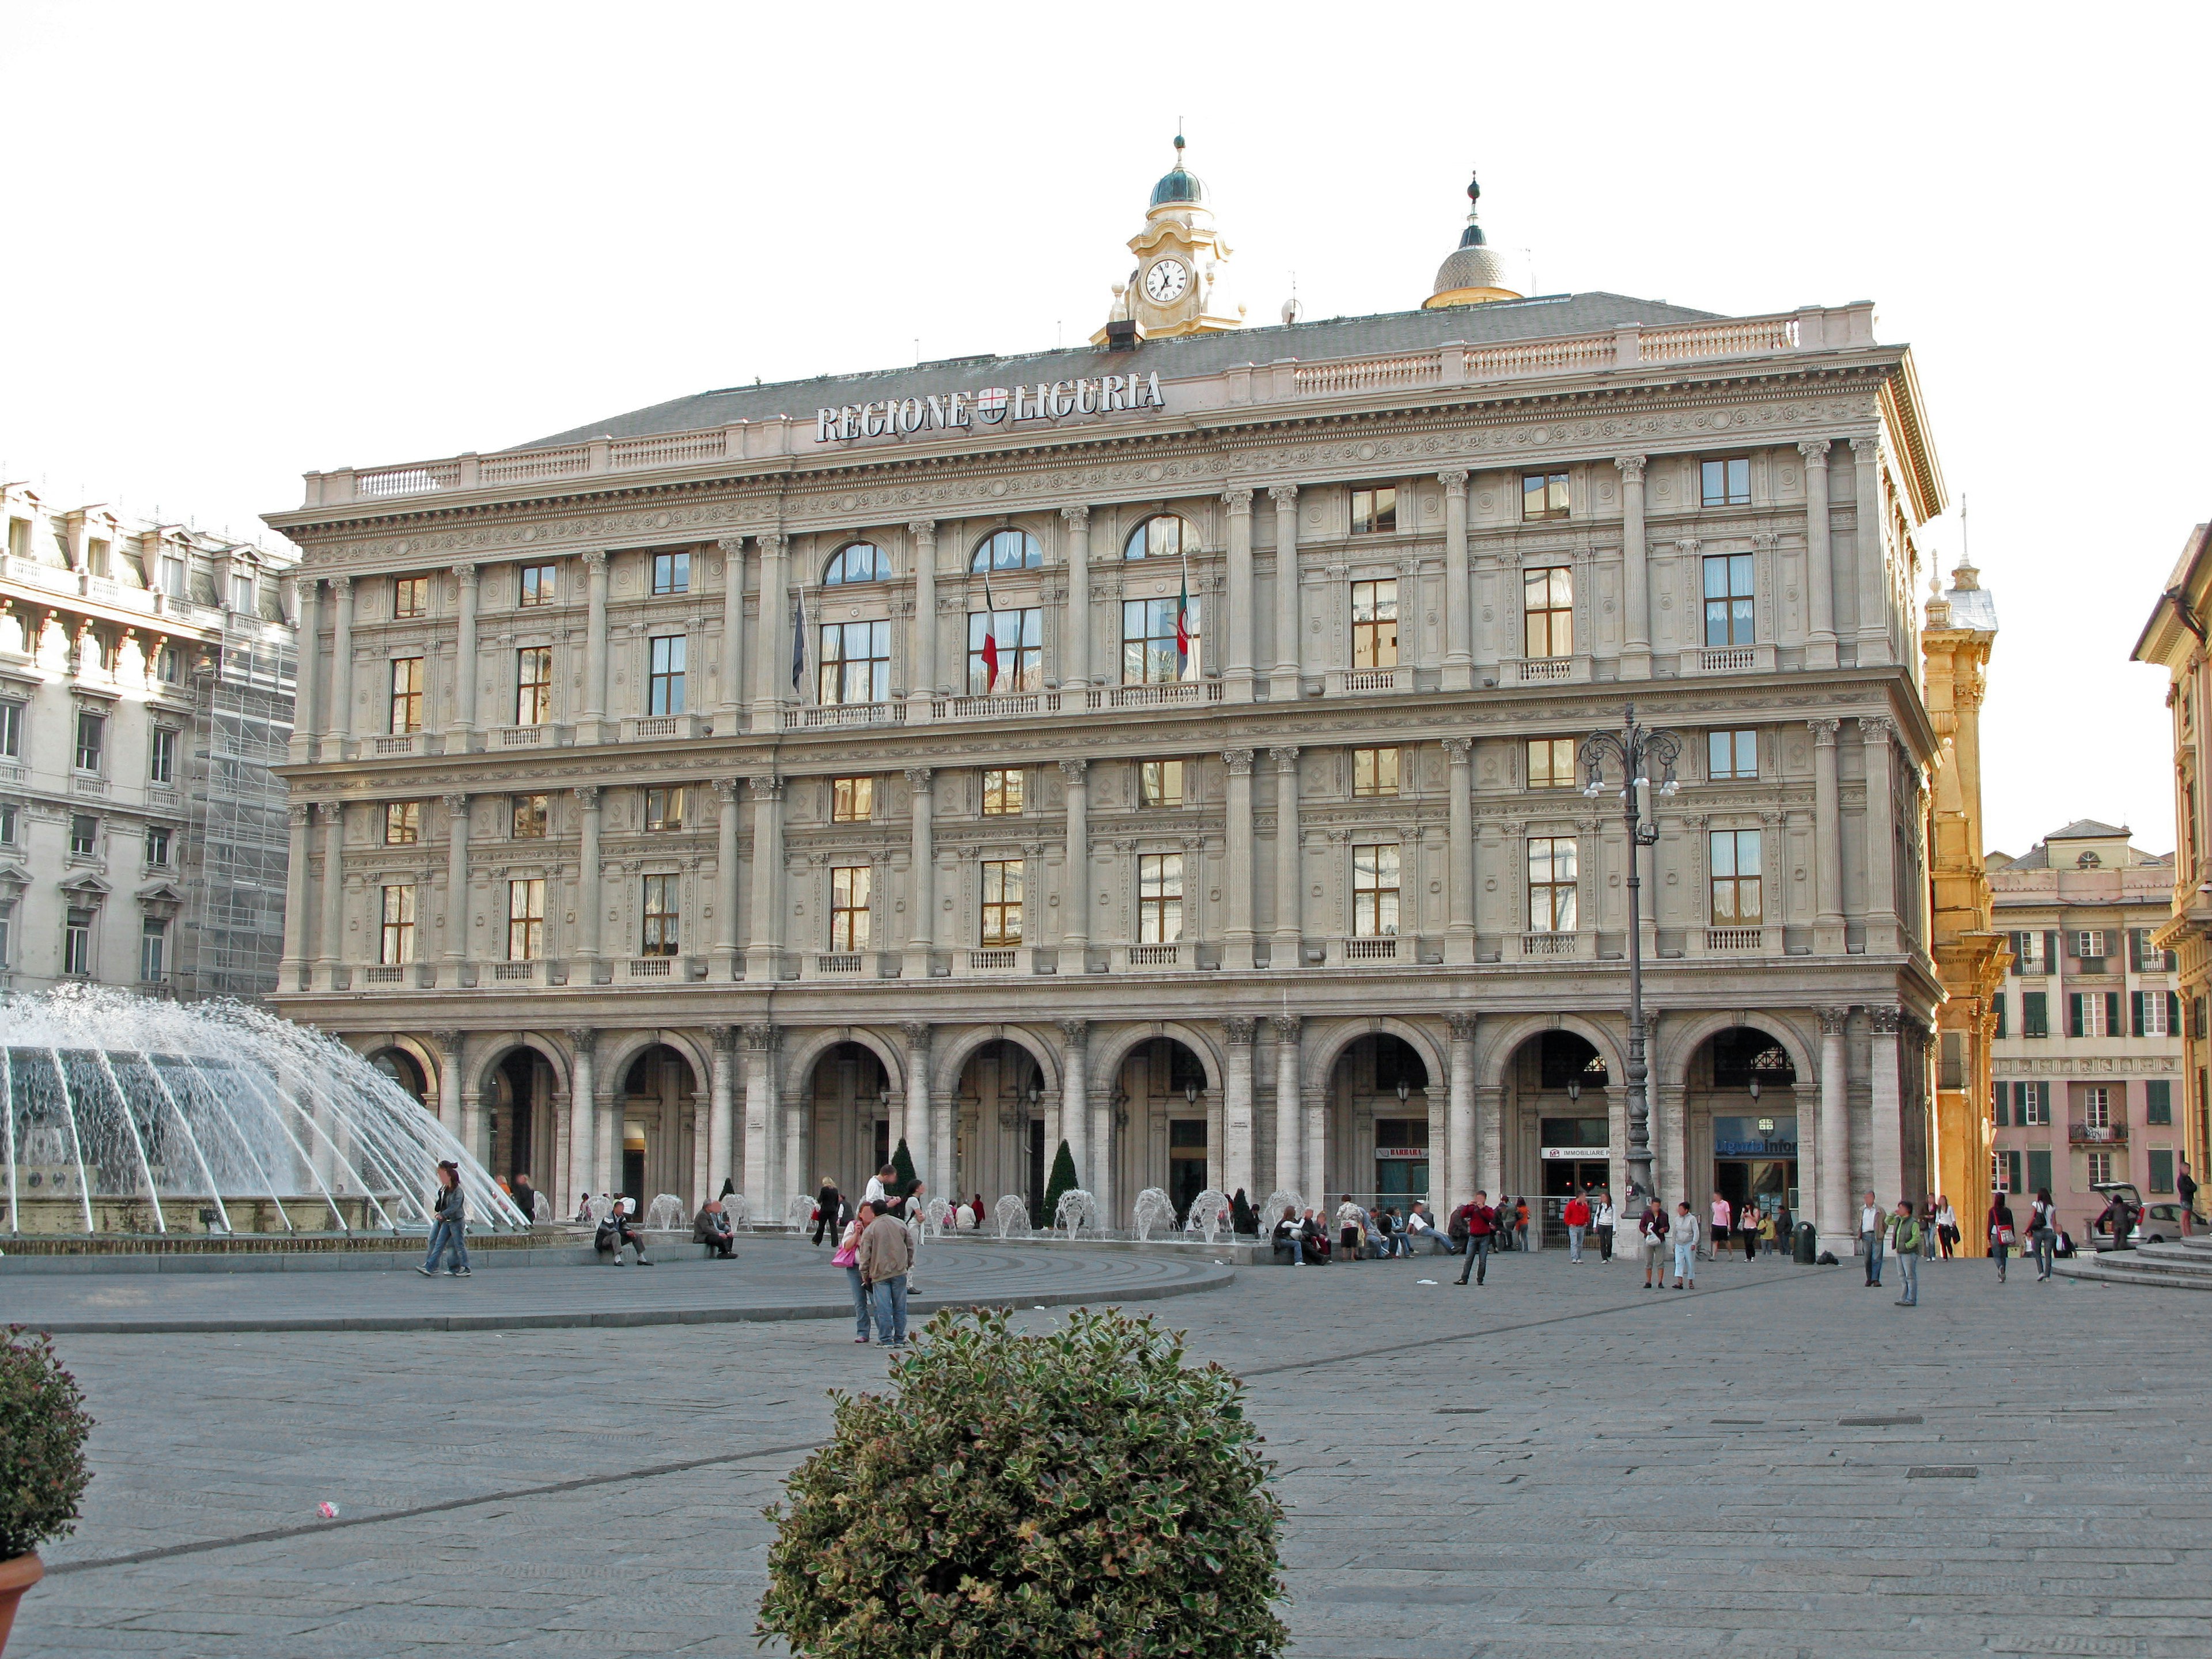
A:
834,1202,872,1343
2027,1188,2059,1281
1988,1193,2016,1283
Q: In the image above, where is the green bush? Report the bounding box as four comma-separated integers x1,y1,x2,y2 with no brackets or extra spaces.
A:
0,1327,94,1560
1037,1138,1078,1229
759,1307,1286,1658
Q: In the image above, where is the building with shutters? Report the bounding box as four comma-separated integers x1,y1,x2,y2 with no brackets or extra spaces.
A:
0,482,298,1002
262,145,1961,1249
1986,822,2183,1232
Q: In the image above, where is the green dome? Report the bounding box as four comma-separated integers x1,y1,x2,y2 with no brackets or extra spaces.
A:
1149,135,1205,208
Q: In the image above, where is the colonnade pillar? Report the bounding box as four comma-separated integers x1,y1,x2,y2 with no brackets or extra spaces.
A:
1060,506,1090,687
753,532,788,720
900,1022,933,1188
718,536,747,726
1800,441,1837,668
290,578,319,761
1443,737,1474,964
1268,485,1300,702
713,779,741,978
1223,488,1254,700
567,1029,597,1213
1617,455,1651,678
1222,1018,1256,1199
1861,716,1900,953
442,794,469,980
1446,1013,1476,1209
1810,719,1844,953
581,551,609,741
1441,470,1472,690
743,1023,778,1218
1223,749,1255,970
1270,748,1300,968
316,802,344,990
1851,436,1889,664
279,802,311,990
1816,1005,1850,1245
1058,1019,1088,1191
325,574,354,755
452,563,479,744
904,768,934,978
1059,759,1088,968
1272,1014,1301,1199
709,1025,737,1203
1869,1007,1904,1207
434,1029,464,1141
574,786,603,982
746,775,783,980
907,521,938,710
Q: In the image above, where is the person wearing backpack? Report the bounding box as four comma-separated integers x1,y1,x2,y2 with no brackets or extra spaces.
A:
2026,1187,2059,1281
1888,1199,1923,1306
1452,1192,1496,1286
1988,1192,2016,1284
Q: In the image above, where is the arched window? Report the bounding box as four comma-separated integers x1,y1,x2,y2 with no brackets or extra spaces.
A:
971,528,1042,573
1124,514,1188,561
823,542,885,586
372,1049,427,1103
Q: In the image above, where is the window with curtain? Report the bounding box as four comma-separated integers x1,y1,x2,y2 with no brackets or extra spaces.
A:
980,859,1024,946
819,620,891,705
1709,828,1763,926
968,608,1041,694
1527,837,1578,932
1523,568,1572,658
1122,597,1197,683
971,528,1042,571
380,885,416,964
389,658,424,733
823,541,885,585
1138,853,1184,943
647,635,686,715
1123,515,1188,560
507,878,544,961
516,647,553,725
641,874,680,956
1353,844,1400,937
1351,579,1397,668
830,866,872,950
1527,737,1574,789
385,801,420,845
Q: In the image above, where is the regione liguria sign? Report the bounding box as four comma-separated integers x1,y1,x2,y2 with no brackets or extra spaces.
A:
816,371,1166,444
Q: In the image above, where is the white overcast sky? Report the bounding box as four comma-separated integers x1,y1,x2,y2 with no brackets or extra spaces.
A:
3,1,2206,856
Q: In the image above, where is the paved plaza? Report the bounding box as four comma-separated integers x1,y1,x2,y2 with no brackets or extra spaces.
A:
10,1241,2211,1657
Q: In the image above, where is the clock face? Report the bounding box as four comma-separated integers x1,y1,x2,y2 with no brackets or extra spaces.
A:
1143,259,1190,303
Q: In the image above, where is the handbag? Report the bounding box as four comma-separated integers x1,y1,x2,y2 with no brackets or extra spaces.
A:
1995,1226,2015,1248
832,1243,858,1267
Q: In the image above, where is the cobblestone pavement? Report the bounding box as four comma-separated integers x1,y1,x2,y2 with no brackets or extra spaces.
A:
2,1237,1229,1332
13,1244,2211,1657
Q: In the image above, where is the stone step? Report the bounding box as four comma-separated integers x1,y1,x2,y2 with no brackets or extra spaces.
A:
2054,1249,2212,1290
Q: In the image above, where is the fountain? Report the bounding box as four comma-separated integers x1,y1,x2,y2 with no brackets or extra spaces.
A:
1131,1187,1177,1243
1051,1188,1098,1238
720,1192,751,1230
785,1193,817,1230
990,1193,1030,1238
646,1192,684,1232
920,1196,956,1234
1260,1188,1305,1228
0,986,527,1235
1181,1188,1233,1246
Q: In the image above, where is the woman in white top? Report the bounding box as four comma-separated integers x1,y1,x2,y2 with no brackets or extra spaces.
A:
1593,1196,1617,1263
1936,1198,1959,1259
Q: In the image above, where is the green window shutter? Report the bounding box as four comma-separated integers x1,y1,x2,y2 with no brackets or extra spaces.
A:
2149,1149,2176,1194
1994,1083,2009,1127
2044,931,2061,971
2005,1150,2024,1195
1994,994,2008,1039
2023,992,2047,1037
2107,992,2123,1035
2147,1080,2173,1124
2027,1148,2053,1194
2133,991,2146,1037
2169,992,2182,1032
2068,994,2083,1037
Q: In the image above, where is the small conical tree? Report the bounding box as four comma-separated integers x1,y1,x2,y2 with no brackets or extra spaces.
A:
889,1137,919,1200
1039,1138,1079,1229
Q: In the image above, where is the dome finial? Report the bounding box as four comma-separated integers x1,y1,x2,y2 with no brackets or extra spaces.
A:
1423,165,1521,310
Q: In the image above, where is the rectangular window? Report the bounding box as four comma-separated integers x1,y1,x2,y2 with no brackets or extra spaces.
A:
149,726,176,784
819,620,892,706
1993,994,2006,1039
1709,828,1763,926
139,919,166,983
652,550,691,595
2081,1086,2112,1129
0,804,16,844
2149,1149,2176,1194
2016,1082,2050,1126
517,563,556,607
1352,747,1400,798
1353,844,1402,938
980,859,1024,947
645,786,684,832
0,911,10,967
516,647,554,726
647,635,687,716
1527,737,1575,790
2021,991,2048,1037
144,825,171,868
1138,853,1184,944
1141,760,1184,809
1521,472,1570,521
157,643,181,683
2001,1149,2022,1195
0,702,19,757
74,709,104,771
1122,597,1198,684
830,866,872,950
507,878,544,961
230,573,257,614
69,815,97,857
1350,486,1397,534
511,794,548,839
159,554,185,597
2070,993,2119,1038
1523,567,1573,658
389,658,424,733
1701,457,1751,507
1994,1079,2009,1127
1703,554,1755,647
63,908,93,976
640,874,680,956
2137,991,2172,1037
1528,836,1578,933
392,575,428,619
980,768,1024,816
968,608,1043,695
2027,1148,2052,1195
380,885,416,965
2012,930,2047,975
2145,1078,2174,1125
1707,729,1757,780
831,776,874,823
1350,579,1399,668
385,801,420,845
2074,929,2107,963
2086,1150,2115,1186
86,538,109,578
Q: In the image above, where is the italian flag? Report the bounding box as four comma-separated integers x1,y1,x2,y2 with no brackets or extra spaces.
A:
980,567,1001,692
1175,553,1194,675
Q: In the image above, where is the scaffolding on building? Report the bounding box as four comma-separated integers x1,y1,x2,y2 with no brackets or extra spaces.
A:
179,634,296,1004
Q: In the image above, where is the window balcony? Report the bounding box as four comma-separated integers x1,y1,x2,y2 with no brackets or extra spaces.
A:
1324,667,1404,696
806,952,867,979
954,946,1029,976
1513,656,1579,685
1702,925,1767,954
1113,941,1192,972
622,714,703,743
488,960,539,984
785,702,906,730
1683,643,1777,676
1519,930,1584,960
2069,1121,2127,1145
1328,935,1401,966
361,964,407,985
627,956,675,978
495,724,571,749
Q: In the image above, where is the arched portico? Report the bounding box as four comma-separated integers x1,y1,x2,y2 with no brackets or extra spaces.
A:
1665,1018,1809,1234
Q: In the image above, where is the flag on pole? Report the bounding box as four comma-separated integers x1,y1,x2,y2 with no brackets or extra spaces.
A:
980,565,1001,692
1175,552,1194,676
791,582,807,695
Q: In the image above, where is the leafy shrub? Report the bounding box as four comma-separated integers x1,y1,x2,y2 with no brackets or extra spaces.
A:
889,1137,919,1200
1037,1138,1078,1229
0,1327,94,1560
759,1307,1286,1658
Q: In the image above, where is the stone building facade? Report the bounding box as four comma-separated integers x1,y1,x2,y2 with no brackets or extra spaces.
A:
0,483,297,1000
264,156,1952,1245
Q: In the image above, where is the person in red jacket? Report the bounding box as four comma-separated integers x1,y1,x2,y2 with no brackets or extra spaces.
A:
1563,1192,1593,1262
1452,1191,1497,1287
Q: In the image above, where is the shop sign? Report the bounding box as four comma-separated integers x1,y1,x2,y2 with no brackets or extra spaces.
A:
816,371,1166,443
1713,1115,1798,1158
1541,1145,1613,1160
1373,1146,1429,1160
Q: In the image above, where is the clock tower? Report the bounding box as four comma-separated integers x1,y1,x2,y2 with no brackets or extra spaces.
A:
1093,135,1245,344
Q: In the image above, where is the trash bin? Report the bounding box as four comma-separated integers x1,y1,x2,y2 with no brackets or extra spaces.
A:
1793,1222,1818,1265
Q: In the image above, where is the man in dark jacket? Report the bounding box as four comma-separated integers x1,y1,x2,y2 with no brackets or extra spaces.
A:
1453,1192,1497,1287
812,1179,843,1247
694,1199,737,1259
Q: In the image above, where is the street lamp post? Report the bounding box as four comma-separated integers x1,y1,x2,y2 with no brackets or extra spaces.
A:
1577,703,1681,1207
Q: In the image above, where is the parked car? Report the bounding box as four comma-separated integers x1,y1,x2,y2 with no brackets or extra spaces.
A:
2089,1182,2142,1251
2088,1183,2205,1247
2138,1202,2202,1244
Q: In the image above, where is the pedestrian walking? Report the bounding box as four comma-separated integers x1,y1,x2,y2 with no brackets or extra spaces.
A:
1859,1191,1885,1287
1513,1196,1531,1253
1707,1192,1732,1262
1921,1195,1941,1262
1336,1196,1366,1263
1594,1192,1617,1263
1988,1192,2016,1283
1888,1199,1922,1306
1563,1192,1591,1262
1738,1198,1760,1262
1756,1206,1777,1261
1936,1196,1959,1259
418,1161,471,1278
812,1176,843,1247
1638,1198,1668,1289
835,1203,872,1341
2027,1187,2058,1281
1453,1192,1497,1286
1668,1202,1699,1289
857,1199,915,1347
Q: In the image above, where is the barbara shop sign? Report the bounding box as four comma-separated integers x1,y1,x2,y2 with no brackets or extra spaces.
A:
816,372,1165,443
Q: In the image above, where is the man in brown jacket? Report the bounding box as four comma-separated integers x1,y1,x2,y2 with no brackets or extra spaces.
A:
857,1204,916,1347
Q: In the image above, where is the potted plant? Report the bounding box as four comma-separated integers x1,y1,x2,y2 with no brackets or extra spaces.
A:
0,1328,94,1654
760,1306,1287,1658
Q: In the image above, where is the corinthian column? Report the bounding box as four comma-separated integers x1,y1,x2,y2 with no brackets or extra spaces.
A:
316,801,345,990
1223,749,1256,969
280,802,311,990
900,1021,933,1185
1616,456,1650,679
1815,1005,1850,1247
1268,485,1300,702
1272,1014,1301,1199
1851,436,1889,665
581,550,609,741
907,520,938,712
290,579,319,762
452,563,480,745
1059,1018,1089,1188
709,1025,737,1203
718,536,747,728
1223,488,1255,701
713,778,741,977
1441,470,1472,690
442,793,470,980
742,1023,778,1217
1223,1018,1256,1197
1861,716,1900,953
1443,737,1474,964
326,574,354,754
753,532,787,720
1446,1013,1477,1210
1800,441,1837,668
573,785,603,982
905,768,934,978
1059,759,1089,969
567,1029,597,1212
1271,747,1301,969
1809,719,1844,954
1060,507,1090,688
1868,1007,1904,1206
746,775,784,980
